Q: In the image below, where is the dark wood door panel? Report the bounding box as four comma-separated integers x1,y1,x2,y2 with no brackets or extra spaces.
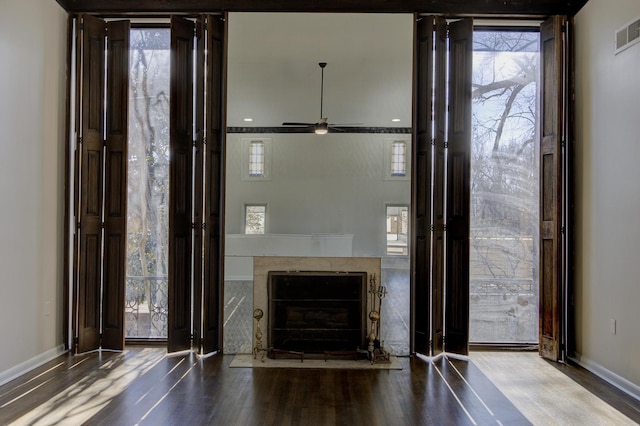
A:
539,16,566,361
412,15,434,355
76,14,105,354
168,16,195,353
102,19,129,351
444,18,472,356
202,15,226,354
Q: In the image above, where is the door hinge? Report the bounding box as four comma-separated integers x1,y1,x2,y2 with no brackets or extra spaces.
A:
444,142,449,149
430,224,435,232
561,226,566,234
203,137,207,145
202,223,207,230
78,136,83,145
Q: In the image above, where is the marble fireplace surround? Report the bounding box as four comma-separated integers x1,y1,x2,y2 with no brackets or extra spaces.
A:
253,256,382,350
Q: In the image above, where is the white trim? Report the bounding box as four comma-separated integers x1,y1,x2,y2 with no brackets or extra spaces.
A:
415,351,470,362
166,349,194,358
570,353,640,402
224,274,255,281
0,345,67,387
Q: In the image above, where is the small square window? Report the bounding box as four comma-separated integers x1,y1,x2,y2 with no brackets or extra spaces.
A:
245,205,266,234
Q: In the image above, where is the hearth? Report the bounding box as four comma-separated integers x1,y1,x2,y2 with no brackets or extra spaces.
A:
268,271,367,353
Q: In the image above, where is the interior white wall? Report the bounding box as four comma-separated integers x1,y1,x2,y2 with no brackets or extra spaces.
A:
225,133,411,257
574,0,640,392
0,0,67,380
226,13,413,128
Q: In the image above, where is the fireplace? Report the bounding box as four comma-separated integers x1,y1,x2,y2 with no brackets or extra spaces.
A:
268,271,367,353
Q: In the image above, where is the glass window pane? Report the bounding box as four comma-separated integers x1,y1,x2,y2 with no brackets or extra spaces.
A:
391,141,406,176
248,141,265,176
126,28,171,339
470,30,540,344
386,205,408,256
245,205,266,234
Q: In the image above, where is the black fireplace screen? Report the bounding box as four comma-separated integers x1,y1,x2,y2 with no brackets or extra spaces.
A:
268,271,367,353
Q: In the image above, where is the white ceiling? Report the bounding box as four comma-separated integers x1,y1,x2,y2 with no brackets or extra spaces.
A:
226,13,414,128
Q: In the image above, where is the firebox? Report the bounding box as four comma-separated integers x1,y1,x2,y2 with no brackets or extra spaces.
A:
268,271,367,353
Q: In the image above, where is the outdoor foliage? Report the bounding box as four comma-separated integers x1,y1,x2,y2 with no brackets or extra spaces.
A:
125,29,171,338
470,31,540,343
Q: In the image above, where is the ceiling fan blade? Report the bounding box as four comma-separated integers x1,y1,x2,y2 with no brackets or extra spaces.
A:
327,123,363,126
282,122,315,126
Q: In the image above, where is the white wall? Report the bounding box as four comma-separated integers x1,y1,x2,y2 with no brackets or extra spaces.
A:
574,0,640,394
0,0,67,382
225,133,411,257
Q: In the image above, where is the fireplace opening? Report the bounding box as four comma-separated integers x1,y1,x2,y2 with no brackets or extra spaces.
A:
268,271,367,354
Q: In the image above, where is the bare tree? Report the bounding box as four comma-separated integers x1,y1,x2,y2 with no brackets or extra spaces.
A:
126,29,171,337
469,31,540,342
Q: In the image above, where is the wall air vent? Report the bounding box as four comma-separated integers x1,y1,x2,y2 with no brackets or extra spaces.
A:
615,17,640,54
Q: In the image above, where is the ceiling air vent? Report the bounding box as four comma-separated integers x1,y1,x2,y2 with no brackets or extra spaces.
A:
615,17,640,54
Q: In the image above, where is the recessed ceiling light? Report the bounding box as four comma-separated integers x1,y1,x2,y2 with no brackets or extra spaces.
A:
243,118,254,122
392,118,401,122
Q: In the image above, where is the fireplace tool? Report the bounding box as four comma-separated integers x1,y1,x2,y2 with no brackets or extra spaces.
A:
252,308,269,362
367,273,391,364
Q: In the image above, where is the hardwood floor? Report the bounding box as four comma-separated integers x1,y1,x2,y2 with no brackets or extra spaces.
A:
0,348,638,425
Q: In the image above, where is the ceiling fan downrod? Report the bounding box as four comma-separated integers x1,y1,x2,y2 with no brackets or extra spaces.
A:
319,62,327,120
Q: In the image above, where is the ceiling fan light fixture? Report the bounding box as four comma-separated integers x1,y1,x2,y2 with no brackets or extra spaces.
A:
315,122,329,134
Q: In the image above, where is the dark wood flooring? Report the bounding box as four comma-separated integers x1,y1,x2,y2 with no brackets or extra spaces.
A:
0,348,638,425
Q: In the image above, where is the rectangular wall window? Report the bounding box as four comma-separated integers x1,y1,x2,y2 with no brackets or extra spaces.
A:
384,138,410,181
386,205,408,255
245,204,266,234
391,141,407,176
242,138,271,180
248,140,265,177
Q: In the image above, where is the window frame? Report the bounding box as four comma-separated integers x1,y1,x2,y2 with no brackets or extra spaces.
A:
385,204,410,256
383,137,411,181
241,137,271,181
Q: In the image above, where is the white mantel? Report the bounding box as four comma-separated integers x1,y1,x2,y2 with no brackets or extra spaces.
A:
225,233,354,280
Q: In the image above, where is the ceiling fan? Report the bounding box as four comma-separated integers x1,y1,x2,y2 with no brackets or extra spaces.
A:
282,62,360,134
